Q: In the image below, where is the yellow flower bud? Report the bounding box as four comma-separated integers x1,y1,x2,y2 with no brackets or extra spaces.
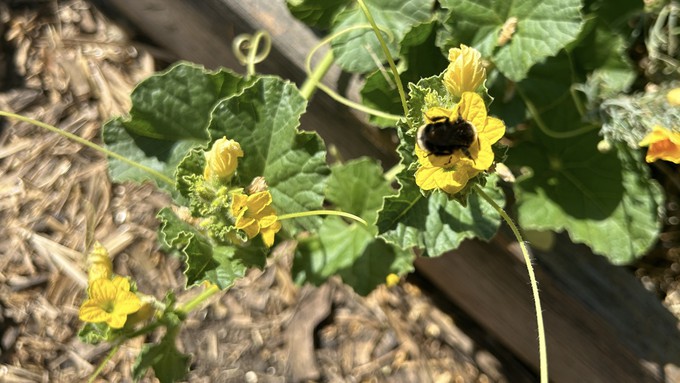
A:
204,137,244,181
386,273,400,287
87,241,112,283
444,45,487,97
667,88,680,106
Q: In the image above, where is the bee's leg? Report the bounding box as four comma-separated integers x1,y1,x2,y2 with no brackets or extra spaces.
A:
463,148,475,164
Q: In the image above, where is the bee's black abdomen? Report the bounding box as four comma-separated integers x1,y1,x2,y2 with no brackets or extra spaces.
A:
417,116,477,157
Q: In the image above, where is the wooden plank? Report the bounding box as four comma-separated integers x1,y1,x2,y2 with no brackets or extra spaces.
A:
97,0,398,166
416,234,680,383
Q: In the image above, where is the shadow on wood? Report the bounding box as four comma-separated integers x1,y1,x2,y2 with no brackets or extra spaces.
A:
416,233,680,383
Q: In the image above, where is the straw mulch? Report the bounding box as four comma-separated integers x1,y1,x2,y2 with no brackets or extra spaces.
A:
0,1,530,382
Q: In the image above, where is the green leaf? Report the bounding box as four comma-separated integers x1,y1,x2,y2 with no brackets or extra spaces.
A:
157,208,263,288
361,20,449,127
132,328,190,383
77,322,111,345
438,0,583,81
569,18,635,99
294,217,413,295
330,0,434,73
377,169,504,257
286,0,351,28
326,157,395,228
584,0,643,30
103,63,249,196
509,131,663,264
207,76,329,233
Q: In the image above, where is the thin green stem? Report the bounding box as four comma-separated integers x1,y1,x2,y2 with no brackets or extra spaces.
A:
516,89,598,139
88,343,120,383
356,0,408,118
472,184,548,383
246,31,271,77
302,26,402,121
300,50,335,100
278,209,367,226
383,163,404,182
176,283,221,316
0,111,175,186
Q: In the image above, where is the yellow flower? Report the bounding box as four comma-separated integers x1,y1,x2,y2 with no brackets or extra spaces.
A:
230,190,282,247
86,241,112,284
385,273,400,287
443,45,486,97
667,88,680,106
204,137,244,181
79,276,142,329
639,126,680,164
415,92,505,195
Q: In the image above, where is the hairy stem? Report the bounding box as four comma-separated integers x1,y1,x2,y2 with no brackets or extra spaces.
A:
278,209,367,226
472,184,548,383
0,111,175,186
300,50,335,100
356,0,408,118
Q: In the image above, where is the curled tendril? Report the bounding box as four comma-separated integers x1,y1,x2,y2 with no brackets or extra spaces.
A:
232,31,272,77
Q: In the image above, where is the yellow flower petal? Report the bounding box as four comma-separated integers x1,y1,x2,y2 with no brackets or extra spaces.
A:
471,137,494,171
247,191,272,215
260,221,281,247
88,277,117,301
237,217,260,238
114,290,143,315
458,92,488,129
480,116,505,144
414,166,441,190
107,312,129,329
78,300,110,323
667,88,680,106
639,126,680,163
444,45,486,97
204,137,244,181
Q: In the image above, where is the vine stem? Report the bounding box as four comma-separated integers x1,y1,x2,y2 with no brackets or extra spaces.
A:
279,209,367,226
88,343,120,383
177,283,221,315
300,50,335,100
356,0,408,118
0,111,175,186
300,26,402,121
472,184,548,383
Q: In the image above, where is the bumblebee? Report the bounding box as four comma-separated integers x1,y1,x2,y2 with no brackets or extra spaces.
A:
416,113,478,159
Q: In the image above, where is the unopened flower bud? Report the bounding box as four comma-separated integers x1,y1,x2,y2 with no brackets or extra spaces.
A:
204,137,244,182
444,45,487,97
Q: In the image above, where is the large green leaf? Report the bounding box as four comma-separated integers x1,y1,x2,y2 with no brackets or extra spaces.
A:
330,0,434,73
132,324,189,383
509,132,662,264
438,0,583,81
325,157,395,228
286,0,351,28
102,63,248,196
207,76,329,234
377,169,504,257
294,217,414,295
294,158,412,295
361,20,448,127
